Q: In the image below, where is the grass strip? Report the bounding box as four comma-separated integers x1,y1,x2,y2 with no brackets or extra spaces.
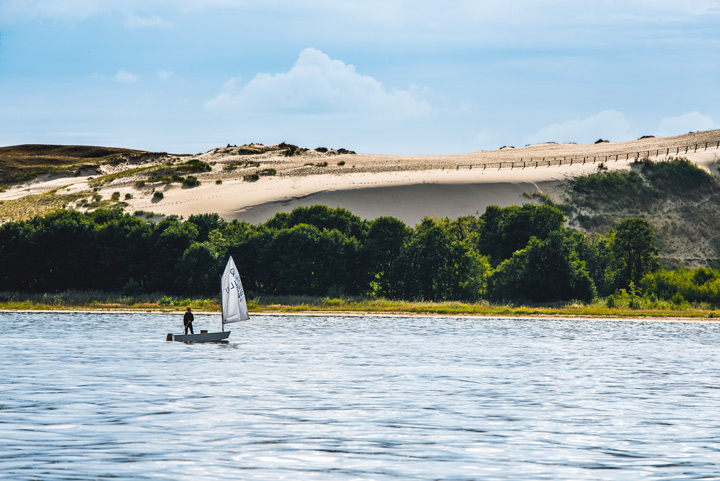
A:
1,292,717,319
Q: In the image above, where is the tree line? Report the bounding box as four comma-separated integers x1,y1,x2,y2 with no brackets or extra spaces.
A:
1,204,718,306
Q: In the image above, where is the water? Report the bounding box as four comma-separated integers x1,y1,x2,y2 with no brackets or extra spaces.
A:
2,312,720,480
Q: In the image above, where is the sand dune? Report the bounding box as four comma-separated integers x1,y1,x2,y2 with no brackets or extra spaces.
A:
126,132,720,225
3,130,720,225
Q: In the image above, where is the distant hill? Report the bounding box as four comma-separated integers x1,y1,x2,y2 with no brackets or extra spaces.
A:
0,144,164,185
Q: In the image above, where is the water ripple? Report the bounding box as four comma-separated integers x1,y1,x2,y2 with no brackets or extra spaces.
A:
1,312,720,480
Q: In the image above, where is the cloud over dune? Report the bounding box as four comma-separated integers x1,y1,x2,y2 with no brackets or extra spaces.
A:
656,112,715,138
524,110,634,145
114,69,139,83
205,48,432,120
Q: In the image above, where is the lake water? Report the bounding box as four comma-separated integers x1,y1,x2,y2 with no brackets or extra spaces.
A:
2,312,720,480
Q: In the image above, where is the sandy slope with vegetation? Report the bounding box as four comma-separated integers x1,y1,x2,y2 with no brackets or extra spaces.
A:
1,131,719,225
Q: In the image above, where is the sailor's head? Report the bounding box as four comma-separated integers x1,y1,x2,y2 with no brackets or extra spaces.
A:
186,307,192,312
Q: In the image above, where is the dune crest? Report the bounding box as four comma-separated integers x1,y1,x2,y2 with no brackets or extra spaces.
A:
2,131,719,225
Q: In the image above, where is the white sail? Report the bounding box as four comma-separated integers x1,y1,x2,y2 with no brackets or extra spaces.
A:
221,256,249,324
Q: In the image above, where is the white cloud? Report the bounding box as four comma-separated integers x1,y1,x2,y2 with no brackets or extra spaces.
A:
205,48,432,120
476,129,505,147
523,110,635,145
655,112,715,137
124,14,172,28
114,69,139,83
157,70,176,81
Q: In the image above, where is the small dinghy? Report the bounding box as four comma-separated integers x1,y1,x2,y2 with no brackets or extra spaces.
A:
167,256,249,343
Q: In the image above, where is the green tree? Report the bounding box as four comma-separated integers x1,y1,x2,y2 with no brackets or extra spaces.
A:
187,213,225,241
261,224,360,296
362,216,412,298
178,242,221,295
396,219,489,301
91,209,154,291
265,205,368,240
477,204,565,264
147,217,198,292
487,231,596,303
608,217,659,290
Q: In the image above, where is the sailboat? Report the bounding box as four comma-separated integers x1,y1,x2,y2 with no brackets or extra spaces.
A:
167,256,250,343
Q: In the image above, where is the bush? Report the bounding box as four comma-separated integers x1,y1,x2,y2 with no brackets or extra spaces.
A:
595,139,609,144
244,173,259,182
182,176,200,187
111,192,120,201
124,193,133,200
280,142,307,156
153,191,164,201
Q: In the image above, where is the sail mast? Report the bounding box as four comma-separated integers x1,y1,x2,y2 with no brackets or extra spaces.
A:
220,262,225,332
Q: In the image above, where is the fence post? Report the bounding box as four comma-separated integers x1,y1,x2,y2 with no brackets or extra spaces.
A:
694,144,697,153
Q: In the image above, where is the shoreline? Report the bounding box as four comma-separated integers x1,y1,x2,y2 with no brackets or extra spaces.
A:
2,307,717,323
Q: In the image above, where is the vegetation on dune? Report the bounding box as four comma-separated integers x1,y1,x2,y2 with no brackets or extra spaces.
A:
562,158,720,266
0,190,91,221
0,144,157,186
565,158,718,220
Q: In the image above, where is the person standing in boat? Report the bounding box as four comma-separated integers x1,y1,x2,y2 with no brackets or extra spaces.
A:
183,307,194,335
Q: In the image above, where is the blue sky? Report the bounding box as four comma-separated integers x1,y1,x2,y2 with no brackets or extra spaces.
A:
1,1,719,155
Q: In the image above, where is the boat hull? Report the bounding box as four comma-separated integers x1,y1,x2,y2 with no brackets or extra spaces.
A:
167,331,230,343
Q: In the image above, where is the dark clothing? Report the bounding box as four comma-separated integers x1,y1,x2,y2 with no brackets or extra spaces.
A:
183,311,194,335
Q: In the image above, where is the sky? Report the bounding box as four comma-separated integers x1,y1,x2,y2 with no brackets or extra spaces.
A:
1,1,719,155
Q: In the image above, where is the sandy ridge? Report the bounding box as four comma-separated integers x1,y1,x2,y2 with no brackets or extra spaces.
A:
2,130,719,225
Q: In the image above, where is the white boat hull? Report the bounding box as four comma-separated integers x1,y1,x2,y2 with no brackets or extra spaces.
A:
167,331,230,343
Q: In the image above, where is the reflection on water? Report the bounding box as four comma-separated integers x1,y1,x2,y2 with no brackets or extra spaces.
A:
1,312,720,480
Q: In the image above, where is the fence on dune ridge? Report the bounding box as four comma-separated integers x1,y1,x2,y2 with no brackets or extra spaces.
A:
453,139,720,171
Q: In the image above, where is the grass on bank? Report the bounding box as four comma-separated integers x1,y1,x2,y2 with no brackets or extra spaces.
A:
1,291,717,319
0,191,91,222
